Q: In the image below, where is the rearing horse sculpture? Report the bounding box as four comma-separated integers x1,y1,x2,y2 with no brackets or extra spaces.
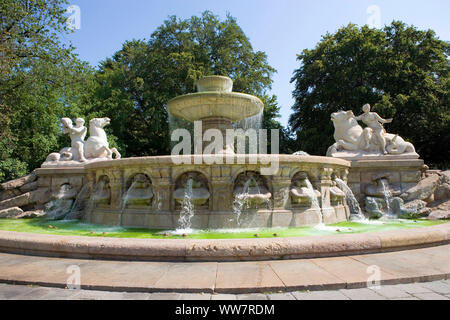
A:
84,117,121,160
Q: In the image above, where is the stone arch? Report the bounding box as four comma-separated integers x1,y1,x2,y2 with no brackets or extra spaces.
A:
233,171,270,191
123,173,154,207
125,173,153,190
93,175,111,206
173,171,211,209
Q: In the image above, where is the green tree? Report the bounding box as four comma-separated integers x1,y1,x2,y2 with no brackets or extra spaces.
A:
290,21,449,167
0,0,94,181
89,11,282,157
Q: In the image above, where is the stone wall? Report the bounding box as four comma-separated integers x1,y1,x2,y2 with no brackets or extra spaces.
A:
78,155,351,229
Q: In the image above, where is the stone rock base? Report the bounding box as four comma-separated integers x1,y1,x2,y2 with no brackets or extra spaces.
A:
346,158,425,205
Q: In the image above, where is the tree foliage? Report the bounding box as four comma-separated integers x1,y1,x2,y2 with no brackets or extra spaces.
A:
0,0,93,181
89,11,282,157
290,21,449,167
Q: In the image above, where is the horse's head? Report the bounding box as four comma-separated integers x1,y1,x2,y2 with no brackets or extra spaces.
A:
89,117,111,129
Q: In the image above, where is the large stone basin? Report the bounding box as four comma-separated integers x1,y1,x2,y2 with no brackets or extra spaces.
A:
36,155,351,229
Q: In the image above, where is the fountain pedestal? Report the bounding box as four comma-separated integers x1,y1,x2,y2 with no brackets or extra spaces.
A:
346,158,425,204
201,117,234,153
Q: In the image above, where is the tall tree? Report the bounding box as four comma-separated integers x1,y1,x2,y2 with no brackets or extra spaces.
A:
0,0,93,181
89,11,282,157
290,21,449,167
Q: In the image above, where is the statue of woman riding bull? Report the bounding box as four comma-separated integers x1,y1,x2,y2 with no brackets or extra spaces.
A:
326,104,417,157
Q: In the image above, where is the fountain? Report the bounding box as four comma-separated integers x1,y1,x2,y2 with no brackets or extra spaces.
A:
177,177,195,231
120,174,154,226
32,75,351,229
45,184,76,220
335,177,365,220
363,174,405,219
233,172,271,227
289,172,324,225
65,184,90,220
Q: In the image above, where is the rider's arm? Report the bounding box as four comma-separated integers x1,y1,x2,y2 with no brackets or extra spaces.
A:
375,113,392,124
70,126,87,134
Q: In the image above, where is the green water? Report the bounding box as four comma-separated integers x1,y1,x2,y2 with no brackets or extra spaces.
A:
0,218,445,239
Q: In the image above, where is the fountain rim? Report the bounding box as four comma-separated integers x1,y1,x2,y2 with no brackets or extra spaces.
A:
167,91,264,122
0,222,448,261
81,154,351,170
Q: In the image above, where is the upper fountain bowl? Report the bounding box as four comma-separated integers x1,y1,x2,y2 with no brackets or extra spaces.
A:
167,76,264,122
196,75,233,93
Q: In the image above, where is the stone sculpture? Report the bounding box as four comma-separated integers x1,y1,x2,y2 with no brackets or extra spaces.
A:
233,172,272,208
43,117,121,167
62,117,87,162
326,105,417,158
290,172,321,207
174,173,210,207
84,117,121,160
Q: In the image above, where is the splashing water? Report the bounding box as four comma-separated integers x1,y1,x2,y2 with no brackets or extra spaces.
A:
119,181,138,226
64,184,91,220
232,176,270,227
82,180,105,223
303,179,342,231
380,179,394,217
233,177,255,226
238,111,263,132
45,184,74,220
177,177,195,232
302,179,323,225
335,178,366,221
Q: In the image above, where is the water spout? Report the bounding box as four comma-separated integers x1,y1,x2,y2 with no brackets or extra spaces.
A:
177,177,195,231
303,179,324,226
335,178,366,221
233,177,255,226
380,179,394,217
119,180,138,226
45,184,75,220
233,176,270,227
64,184,91,220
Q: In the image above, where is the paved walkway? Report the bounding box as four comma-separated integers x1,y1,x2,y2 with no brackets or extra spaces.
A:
0,244,449,294
1,280,449,300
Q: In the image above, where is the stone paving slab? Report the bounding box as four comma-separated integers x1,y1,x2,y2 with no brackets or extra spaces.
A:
237,293,268,300
2,280,450,300
310,256,398,289
210,293,237,300
268,259,344,291
412,292,449,300
418,280,450,294
153,262,217,293
293,290,350,300
215,261,285,293
0,245,448,294
339,288,387,300
267,293,296,300
367,285,412,298
351,246,450,283
393,283,433,294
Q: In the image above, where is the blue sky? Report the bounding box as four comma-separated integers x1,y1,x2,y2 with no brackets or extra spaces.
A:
64,0,450,126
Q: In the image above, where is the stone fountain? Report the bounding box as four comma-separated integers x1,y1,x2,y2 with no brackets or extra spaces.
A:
326,106,426,218
167,75,264,154
19,76,352,229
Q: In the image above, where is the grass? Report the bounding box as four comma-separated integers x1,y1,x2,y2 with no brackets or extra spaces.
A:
0,217,446,240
